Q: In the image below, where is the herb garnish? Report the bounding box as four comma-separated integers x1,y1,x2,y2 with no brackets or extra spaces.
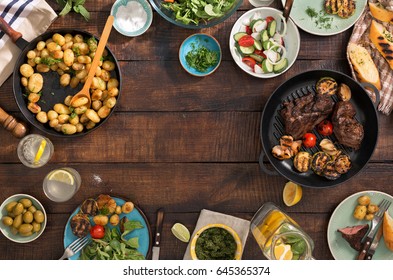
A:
56,0,90,21
40,57,61,66
185,42,219,73
305,6,334,30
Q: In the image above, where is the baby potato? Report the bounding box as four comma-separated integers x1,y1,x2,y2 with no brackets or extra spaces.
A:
47,41,61,53
72,62,85,71
79,113,89,124
62,41,73,51
28,92,40,103
73,34,84,43
77,55,91,64
78,43,89,55
115,205,122,215
104,97,116,109
54,103,71,114
28,102,41,114
61,124,77,135
60,73,71,87
71,97,89,108
21,77,28,87
50,64,59,71
26,50,36,59
367,204,379,214
52,33,65,46
36,111,48,123
52,50,64,59
75,123,84,133
36,41,46,51
91,89,103,101
74,105,87,115
27,58,36,67
107,78,119,90
34,57,41,64
102,60,115,71
36,63,50,73
57,69,65,76
69,114,79,125
93,215,108,226
85,109,100,123
47,110,58,121
28,73,44,93
58,114,70,124
20,64,34,78
57,61,70,71
97,106,110,119
70,77,80,88
122,202,134,214
107,87,119,97
94,66,102,77
75,69,88,80
357,195,371,206
110,214,120,226
54,124,62,132
86,121,96,130
49,118,59,128
365,213,374,221
92,100,102,111
100,69,110,82
353,205,367,220
45,38,53,45
64,33,73,42
40,48,50,58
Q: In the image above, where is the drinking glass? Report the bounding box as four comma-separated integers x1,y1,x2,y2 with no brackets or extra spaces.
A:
249,0,274,7
250,202,315,260
17,134,54,168
43,167,81,202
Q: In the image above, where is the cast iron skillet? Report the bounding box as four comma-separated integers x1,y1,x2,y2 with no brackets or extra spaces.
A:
259,70,379,188
0,18,121,137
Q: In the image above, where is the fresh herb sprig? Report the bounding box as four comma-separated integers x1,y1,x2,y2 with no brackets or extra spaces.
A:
56,0,90,21
185,42,219,73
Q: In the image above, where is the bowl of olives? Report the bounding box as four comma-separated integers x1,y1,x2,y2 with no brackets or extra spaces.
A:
0,194,46,243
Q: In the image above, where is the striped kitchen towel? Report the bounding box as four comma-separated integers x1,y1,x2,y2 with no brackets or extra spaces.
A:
347,0,393,115
0,0,57,87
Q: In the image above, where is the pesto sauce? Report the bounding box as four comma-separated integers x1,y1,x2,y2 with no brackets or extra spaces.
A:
195,227,237,260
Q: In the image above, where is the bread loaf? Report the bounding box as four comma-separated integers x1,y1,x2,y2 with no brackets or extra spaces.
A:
369,20,393,70
347,42,381,90
369,2,393,24
383,211,393,252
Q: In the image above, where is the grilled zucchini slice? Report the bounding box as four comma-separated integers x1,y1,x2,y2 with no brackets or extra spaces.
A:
316,77,338,95
293,151,312,173
324,160,341,180
311,152,331,175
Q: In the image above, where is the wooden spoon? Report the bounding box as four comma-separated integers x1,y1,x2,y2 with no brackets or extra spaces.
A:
70,15,114,108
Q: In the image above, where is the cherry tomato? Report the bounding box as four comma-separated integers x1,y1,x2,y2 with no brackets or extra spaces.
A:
242,57,256,70
265,16,275,24
303,133,317,148
317,120,333,136
238,35,254,47
254,49,267,58
90,224,105,239
245,25,252,35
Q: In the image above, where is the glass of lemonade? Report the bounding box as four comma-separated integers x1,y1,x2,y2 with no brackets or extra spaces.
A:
250,202,314,260
17,134,54,168
43,168,81,202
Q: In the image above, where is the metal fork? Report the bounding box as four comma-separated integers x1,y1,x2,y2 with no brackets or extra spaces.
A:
357,199,391,260
59,236,90,260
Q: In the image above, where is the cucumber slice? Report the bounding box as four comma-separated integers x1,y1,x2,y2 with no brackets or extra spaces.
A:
252,20,267,33
253,40,262,51
273,58,288,73
261,30,269,42
268,20,277,37
239,45,255,55
249,54,264,62
262,40,272,50
233,32,247,42
235,43,245,57
262,59,273,73
250,19,262,31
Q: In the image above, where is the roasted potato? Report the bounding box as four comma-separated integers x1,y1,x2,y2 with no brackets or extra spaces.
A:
353,205,367,220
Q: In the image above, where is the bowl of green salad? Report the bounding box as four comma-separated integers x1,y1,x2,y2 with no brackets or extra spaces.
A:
179,33,221,77
149,0,243,29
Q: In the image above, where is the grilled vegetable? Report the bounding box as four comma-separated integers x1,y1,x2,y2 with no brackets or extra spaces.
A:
272,145,292,160
323,161,341,180
280,135,294,148
70,213,91,238
316,77,338,95
317,120,333,136
337,83,351,101
80,198,99,216
319,139,341,158
334,154,351,174
311,152,330,175
293,151,312,173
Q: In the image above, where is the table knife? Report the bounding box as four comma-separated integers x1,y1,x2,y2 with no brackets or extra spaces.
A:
364,226,383,260
152,208,164,260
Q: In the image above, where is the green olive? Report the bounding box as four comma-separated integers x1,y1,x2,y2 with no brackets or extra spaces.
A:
19,231,33,237
28,205,37,214
10,227,18,235
34,210,45,223
12,214,23,229
32,222,41,233
5,201,17,213
22,209,27,214
12,202,24,216
7,212,15,218
2,216,13,227
18,224,34,234
19,198,32,208
23,211,34,223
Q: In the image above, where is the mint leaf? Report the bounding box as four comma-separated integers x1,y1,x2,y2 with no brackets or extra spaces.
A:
77,5,90,21
59,0,72,16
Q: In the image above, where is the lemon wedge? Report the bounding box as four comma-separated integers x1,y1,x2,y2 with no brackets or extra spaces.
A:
34,139,47,164
48,169,74,185
283,181,302,207
171,223,190,243
274,243,293,260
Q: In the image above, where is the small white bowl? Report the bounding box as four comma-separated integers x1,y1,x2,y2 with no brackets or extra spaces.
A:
0,194,47,243
111,0,153,37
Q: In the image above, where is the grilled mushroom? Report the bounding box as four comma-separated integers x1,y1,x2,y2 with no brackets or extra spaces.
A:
70,213,91,238
80,198,99,216
280,135,294,148
335,154,352,174
293,151,312,173
337,83,351,101
319,139,341,158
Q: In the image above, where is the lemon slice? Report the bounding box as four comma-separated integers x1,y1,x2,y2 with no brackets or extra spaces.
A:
48,169,74,185
283,181,302,207
274,243,293,260
171,223,190,243
34,139,47,164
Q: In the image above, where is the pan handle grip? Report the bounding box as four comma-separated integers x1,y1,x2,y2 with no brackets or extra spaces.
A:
0,107,28,138
360,82,380,110
259,150,279,176
0,16,22,43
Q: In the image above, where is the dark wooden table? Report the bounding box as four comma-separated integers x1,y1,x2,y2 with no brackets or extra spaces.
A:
1,0,392,260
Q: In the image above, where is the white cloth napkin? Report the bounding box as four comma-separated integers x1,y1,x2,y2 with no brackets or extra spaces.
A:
183,209,250,260
0,0,57,87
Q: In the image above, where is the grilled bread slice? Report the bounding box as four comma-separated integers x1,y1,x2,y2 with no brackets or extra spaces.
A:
383,211,393,252
347,42,381,90
369,20,393,70
369,2,393,24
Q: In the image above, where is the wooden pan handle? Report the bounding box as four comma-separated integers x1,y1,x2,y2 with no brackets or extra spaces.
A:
0,16,22,43
0,107,28,138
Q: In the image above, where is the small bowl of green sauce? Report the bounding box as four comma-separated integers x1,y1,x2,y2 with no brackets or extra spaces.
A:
190,223,242,260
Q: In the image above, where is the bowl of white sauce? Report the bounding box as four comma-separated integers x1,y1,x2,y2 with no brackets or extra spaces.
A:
111,0,153,37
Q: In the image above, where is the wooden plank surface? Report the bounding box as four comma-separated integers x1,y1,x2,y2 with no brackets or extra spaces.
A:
0,0,392,261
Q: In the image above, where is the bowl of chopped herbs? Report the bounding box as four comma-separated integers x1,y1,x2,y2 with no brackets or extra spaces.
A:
149,0,242,29
179,33,222,77
190,223,242,260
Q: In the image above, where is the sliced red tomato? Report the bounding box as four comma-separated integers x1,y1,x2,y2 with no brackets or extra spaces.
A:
254,49,267,58
238,35,254,47
90,224,105,239
302,133,317,148
265,16,274,24
242,57,256,70
245,25,252,35
317,120,333,136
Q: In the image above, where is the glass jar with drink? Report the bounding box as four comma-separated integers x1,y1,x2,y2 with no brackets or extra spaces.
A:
250,202,315,260
17,134,54,168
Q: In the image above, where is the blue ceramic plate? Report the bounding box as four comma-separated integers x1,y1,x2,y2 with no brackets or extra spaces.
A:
111,0,153,37
179,33,221,77
63,197,151,260
327,191,393,260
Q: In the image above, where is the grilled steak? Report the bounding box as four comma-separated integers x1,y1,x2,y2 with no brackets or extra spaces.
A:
332,101,364,150
337,224,369,251
280,93,335,140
